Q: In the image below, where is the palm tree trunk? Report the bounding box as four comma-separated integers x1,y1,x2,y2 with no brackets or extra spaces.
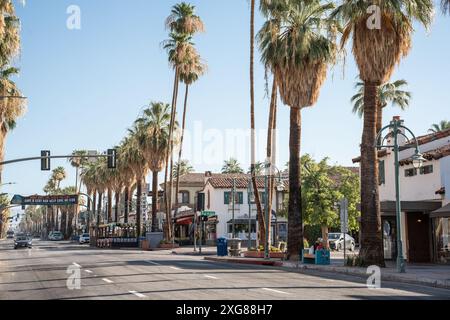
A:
60,208,67,238
360,82,384,266
164,67,180,241
114,191,119,223
152,170,159,232
287,107,303,261
107,188,112,223
175,83,190,220
92,192,97,229
124,186,129,223
97,192,103,227
136,178,142,238
249,0,265,247
67,207,75,239
266,77,278,247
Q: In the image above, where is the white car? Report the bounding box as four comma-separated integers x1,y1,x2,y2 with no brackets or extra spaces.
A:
79,233,90,244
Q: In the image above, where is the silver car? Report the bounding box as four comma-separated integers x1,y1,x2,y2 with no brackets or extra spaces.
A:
14,235,32,249
328,233,356,251
48,231,64,241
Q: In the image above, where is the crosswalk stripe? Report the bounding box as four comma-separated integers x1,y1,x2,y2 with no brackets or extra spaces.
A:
129,291,147,298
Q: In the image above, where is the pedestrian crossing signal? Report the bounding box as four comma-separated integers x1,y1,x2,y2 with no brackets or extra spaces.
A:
41,151,51,171
107,149,117,169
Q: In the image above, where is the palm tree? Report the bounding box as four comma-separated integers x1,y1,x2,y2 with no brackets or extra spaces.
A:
175,52,205,217
259,0,337,260
135,102,172,233
173,160,194,178
429,120,450,133
351,80,411,133
122,131,148,238
247,161,264,175
163,3,204,241
221,158,244,174
69,150,89,232
117,143,135,224
332,0,433,266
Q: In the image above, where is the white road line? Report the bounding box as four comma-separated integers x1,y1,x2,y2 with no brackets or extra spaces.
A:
73,263,81,268
129,291,147,298
102,278,114,283
170,266,182,270
204,275,219,280
85,270,93,273
262,288,290,295
146,260,161,266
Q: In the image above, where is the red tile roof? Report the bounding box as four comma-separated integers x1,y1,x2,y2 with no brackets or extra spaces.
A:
399,144,450,166
352,150,388,164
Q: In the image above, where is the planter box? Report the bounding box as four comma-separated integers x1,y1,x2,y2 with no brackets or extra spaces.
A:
159,243,180,249
244,251,285,259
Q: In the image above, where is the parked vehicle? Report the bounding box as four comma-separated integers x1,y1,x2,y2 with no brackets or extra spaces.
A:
48,231,64,241
14,235,32,249
6,230,14,239
79,233,90,244
328,233,355,251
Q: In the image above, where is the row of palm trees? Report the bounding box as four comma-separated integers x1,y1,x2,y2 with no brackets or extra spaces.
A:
248,0,447,264
0,0,25,183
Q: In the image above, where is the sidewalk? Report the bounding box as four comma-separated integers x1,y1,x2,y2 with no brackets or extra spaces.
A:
202,253,450,290
171,245,217,256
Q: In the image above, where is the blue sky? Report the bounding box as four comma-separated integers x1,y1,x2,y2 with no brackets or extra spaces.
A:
3,0,449,199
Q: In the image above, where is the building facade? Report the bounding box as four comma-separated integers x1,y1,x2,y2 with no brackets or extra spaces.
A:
354,119,450,264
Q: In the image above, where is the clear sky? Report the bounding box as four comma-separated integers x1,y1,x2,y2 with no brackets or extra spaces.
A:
3,0,449,199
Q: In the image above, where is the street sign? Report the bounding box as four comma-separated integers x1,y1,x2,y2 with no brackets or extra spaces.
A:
340,198,348,234
201,211,215,217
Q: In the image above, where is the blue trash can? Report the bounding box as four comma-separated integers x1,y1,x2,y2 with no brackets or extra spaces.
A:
217,237,228,257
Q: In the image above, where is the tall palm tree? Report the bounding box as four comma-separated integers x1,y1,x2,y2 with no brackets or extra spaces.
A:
69,150,89,232
173,160,194,178
259,0,337,260
174,54,205,214
163,2,204,241
332,0,433,266
117,143,135,224
429,120,450,133
135,102,172,233
221,158,244,174
351,80,411,134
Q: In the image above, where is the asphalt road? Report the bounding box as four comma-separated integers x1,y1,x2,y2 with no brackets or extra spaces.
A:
0,239,449,300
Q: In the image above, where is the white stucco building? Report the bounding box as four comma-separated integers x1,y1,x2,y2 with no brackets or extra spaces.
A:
354,117,450,264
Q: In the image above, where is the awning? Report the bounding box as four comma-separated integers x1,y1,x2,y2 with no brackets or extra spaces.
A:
175,216,194,225
430,203,450,218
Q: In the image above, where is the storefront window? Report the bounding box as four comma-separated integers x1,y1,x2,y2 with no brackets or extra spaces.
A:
435,217,450,264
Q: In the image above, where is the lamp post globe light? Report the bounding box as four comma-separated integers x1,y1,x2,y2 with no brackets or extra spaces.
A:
375,117,424,273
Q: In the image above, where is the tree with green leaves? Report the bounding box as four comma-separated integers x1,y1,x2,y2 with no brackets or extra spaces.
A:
221,158,244,174
173,159,194,178
259,0,338,260
332,0,433,266
351,80,411,134
429,120,450,133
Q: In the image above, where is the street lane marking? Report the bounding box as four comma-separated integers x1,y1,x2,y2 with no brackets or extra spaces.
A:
73,263,81,268
170,266,182,270
102,278,113,283
129,291,147,298
262,288,290,295
85,270,93,273
204,275,219,280
146,260,161,266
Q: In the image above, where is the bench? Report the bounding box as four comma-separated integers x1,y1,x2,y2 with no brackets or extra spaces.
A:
301,249,330,265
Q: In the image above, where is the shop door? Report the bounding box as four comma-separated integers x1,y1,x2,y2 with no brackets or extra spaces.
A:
407,213,431,262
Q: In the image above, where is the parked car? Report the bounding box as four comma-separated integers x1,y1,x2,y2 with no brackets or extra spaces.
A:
6,231,14,239
79,233,90,244
48,231,64,241
328,233,355,251
14,235,32,249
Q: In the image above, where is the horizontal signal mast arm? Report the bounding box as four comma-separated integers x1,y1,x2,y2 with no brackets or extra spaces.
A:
0,154,111,166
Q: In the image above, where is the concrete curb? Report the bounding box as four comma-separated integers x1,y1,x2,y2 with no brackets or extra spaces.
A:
283,263,450,290
204,256,283,267
172,250,217,256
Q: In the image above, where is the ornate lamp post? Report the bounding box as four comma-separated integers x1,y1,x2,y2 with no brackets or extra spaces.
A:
375,117,425,273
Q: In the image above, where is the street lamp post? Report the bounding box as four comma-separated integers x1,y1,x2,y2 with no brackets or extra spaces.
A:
231,178,236,239
376,118,425,273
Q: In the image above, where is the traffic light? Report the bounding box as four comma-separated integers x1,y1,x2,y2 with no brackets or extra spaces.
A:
197,193,205,212
107,149,117,169
41,150,50,171
201,215,208,222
